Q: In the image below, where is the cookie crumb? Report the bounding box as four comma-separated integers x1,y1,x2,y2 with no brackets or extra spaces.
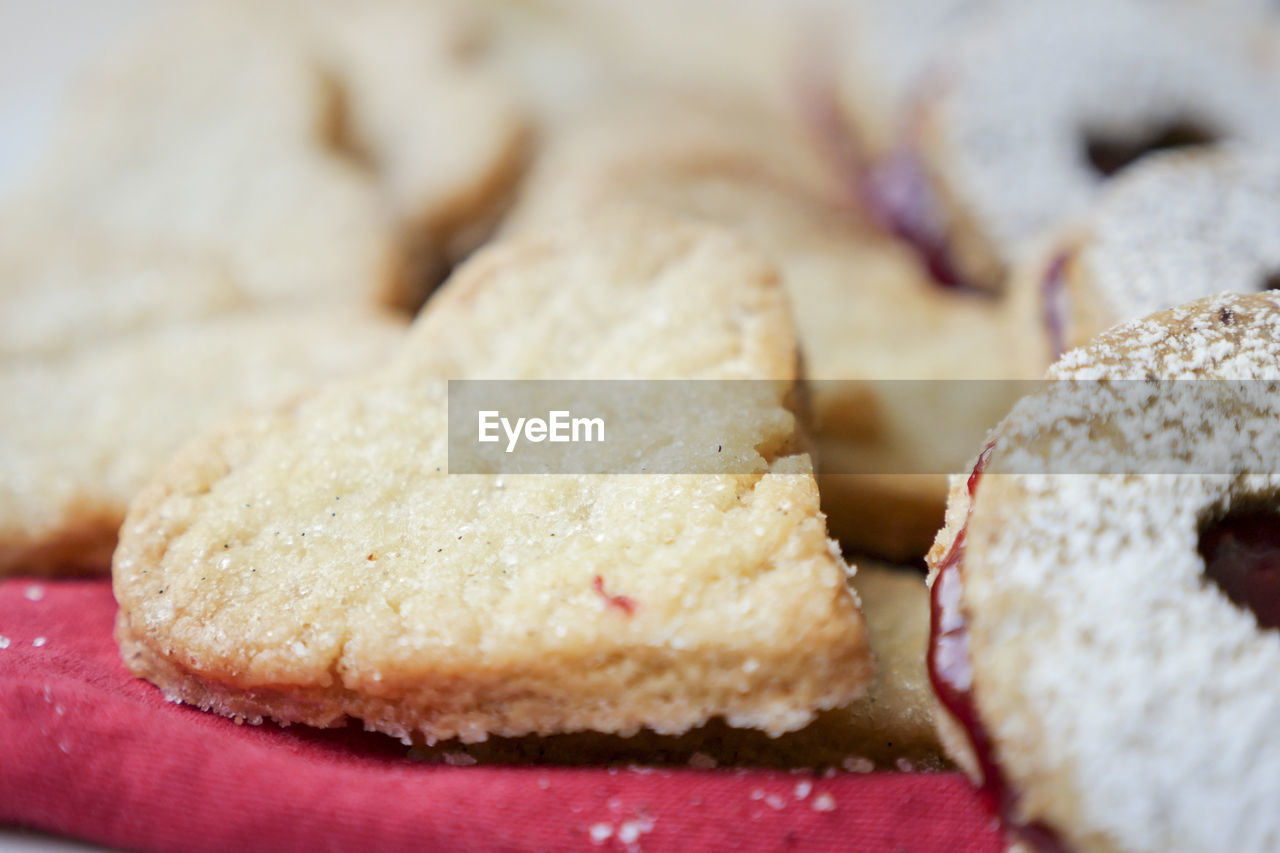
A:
588,823,612,844
811,792,836,812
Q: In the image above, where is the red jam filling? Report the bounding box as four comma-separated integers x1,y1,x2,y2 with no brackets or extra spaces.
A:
1040,250,1072,361
927,443,1068,853
592,575,636,615
1198,508,1280,631
798,77,970,290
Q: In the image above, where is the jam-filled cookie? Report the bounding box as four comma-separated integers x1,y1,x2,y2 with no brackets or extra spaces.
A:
927,292,1280,851
893,1,1280,291
1010,149,1280,365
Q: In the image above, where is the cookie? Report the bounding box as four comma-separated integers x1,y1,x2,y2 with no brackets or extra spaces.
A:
12,0,405,308
506,99,1026,559
832,0,994,158
1010,149,1280,365
900,1,1280,290
112,207,871,744
0,220,243,360
473,0,812,122
0,310,405,576
282,0,530,309
402,561,941,770
927,292,1280,851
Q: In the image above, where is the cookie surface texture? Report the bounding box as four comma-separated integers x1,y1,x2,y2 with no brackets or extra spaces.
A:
113,208,872,744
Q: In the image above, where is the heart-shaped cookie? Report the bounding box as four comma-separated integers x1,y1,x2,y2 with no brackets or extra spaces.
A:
113,208,871,743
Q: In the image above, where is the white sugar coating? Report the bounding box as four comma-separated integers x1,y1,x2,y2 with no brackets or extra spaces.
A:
1070,150,1280,338
588,823,612,844
32,637,46,648
954,293,1280,851
811,792,836,812
922,0,1280,286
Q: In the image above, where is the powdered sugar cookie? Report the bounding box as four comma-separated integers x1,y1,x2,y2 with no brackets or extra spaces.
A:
1011,149,1280,365
927,292,1280,851
903,1,1280,290
0,310,405,576
112,207,871,743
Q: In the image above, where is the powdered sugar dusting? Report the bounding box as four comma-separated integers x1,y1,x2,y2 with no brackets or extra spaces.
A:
965,292,1280,852
1078,151,1280,330
925,1,1280,278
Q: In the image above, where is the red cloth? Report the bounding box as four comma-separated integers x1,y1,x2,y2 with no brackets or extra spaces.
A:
0,578,1001,852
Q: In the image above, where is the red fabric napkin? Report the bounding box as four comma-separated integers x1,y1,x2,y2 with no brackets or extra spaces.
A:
0,577,1001,852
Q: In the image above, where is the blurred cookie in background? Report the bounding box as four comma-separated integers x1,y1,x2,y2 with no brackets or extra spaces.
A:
879,0,1280,292
0,309,406,577
506,98,1025,559
282,0,531,309
1007,148,1280,367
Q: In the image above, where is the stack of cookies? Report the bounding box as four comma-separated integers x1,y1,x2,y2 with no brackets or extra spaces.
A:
4,2,1280,849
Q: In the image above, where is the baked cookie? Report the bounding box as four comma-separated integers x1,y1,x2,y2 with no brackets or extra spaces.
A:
832,0,994,159
472,0,814,123
11,0,405,308
402,560,942,769
0,221,243,360
0,310,405,576
282,0,530,309
112,208,871,743
889,0,1280,291
927,292,1280,851
506,99,1025,559
1010,149,1280,365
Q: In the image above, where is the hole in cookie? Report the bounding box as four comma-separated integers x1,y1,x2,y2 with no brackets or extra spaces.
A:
1198,503,1280,630
1260,271,1280,292
1084,120,1219,177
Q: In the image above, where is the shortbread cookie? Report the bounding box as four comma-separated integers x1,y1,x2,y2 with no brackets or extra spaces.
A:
283,0,530,308
835,559,941,765
113,208,872,743
0,310,405,576
0,222,243,360
473,0,813,122
403,561,941,769
927,292,1280,851
13,0,404,307
506,100,1026,558
904,1,1280,290
1010,149,1280,365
